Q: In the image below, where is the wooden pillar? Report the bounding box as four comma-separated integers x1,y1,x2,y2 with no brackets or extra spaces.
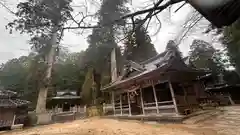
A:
127,92,132,116
56,104,58,113
74,105,76,112
120,94,123,115
168,80,179,114
52,106,54,113
112,91,116,115
103,103,106,114
140,88,145,115
12,115,16,126
84,105,87,113
151,82,159,113
228,92,235,105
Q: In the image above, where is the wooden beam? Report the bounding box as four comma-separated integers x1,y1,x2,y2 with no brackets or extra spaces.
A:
140,88,145,115
228,92,235,105
120,94,123,115
12,114,16,126
52,106,54,113
127,92,132,116
112,91,116,115
168,80,179,114
151,81,159,113
56,104,58,113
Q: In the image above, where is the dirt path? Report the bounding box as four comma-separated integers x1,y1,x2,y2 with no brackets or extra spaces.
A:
1,118,217,135
196,106,240,135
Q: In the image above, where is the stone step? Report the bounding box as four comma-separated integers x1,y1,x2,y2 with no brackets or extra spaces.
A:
222,116,240,120
226,111,240,113
215,121,239,127
214,123,239,128
226,109,240,111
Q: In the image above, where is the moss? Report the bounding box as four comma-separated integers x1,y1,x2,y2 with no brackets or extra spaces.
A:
24,112,37,127
81,68,94,104
87,105,103,117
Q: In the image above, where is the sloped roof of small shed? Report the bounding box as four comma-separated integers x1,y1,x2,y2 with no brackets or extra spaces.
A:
0,98,30,108
0,89,17,98
0,89,30,108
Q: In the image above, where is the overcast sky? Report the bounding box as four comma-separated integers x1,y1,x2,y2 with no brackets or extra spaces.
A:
0,0,219,64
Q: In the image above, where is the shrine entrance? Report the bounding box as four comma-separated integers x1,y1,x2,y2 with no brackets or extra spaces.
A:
63,103,70,112
129,91,142,115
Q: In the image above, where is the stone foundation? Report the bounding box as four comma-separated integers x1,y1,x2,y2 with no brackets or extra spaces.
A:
36,113,52,125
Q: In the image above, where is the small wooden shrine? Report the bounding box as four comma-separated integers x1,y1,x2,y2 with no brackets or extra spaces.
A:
205,83,240,105
0,89,29,128
198,72,240,105
102,45,208,116
47,90,82,113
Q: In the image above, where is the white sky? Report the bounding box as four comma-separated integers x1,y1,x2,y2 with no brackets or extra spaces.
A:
0,0,220,64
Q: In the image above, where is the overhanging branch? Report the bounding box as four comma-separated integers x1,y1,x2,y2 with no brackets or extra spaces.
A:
64,0,184,30
0,1,15,14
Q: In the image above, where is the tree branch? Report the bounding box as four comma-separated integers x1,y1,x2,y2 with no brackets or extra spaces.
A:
0,1,15,15
64,0,184,30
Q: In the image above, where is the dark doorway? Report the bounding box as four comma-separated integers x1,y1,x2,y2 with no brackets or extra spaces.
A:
155,83,172,102
63,103,70,112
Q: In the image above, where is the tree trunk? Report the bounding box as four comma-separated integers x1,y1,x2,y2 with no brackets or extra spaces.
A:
35,30,58,114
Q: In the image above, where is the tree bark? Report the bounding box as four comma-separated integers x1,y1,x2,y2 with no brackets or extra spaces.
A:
35,30,58,114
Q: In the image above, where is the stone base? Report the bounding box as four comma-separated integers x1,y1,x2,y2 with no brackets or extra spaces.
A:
11,124,23,130
36,113,52,125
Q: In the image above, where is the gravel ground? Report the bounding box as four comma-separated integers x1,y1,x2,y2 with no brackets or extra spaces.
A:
0,118,218,135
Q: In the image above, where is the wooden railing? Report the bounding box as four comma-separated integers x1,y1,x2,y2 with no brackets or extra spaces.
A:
143,100,174,113
103,103,130,115
103,100,175,115
103,103,113,114
49,105,87,114
115,103,130,114
0,120,12,128
144,100,173,107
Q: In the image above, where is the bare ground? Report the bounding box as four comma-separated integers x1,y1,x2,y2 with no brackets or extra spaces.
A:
1,118,218,135
2,106,240,135
196,106,240,135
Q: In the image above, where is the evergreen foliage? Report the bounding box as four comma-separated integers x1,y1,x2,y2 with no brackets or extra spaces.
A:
123,19,157,62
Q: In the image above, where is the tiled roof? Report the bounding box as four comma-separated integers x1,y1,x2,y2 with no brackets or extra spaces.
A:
127,60,145,72
0,89,17,98
140,51,168,65
56,91,77,97
101,48,208,91
0,98,30,108
0,89,30,108
51,95,81,99
205,84,240,92
101,50,176,90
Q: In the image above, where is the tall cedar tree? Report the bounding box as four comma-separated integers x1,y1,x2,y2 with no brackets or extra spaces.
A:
205,20,240,79
6,0,73,112
85,0,128,73
222,19,240,76
189,39,225,82
124,19,157,62
82,0,128,104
